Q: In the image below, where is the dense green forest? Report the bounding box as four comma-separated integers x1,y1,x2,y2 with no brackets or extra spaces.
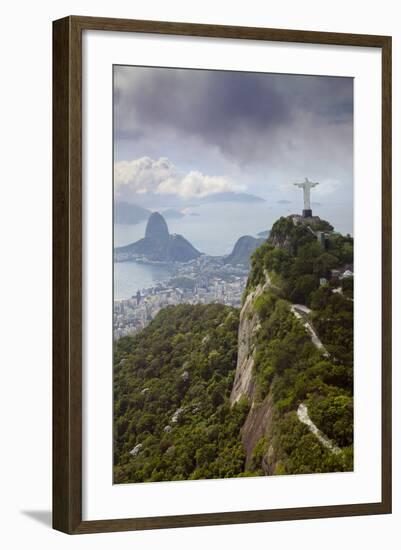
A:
114,304,249,483
246,216,353,304
114,215,354,482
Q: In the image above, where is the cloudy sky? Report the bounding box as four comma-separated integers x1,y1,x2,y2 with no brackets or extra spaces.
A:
113,65,353,209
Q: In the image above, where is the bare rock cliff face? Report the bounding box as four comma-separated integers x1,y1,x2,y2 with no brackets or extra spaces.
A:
268,232,292,250
241,390,275,472
230,273,270,404
230,272,276,471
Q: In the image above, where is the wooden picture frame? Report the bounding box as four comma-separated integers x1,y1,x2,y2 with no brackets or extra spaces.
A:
53,15,392,534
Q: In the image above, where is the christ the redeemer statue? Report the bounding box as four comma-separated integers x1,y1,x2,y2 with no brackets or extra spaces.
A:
293,177,319,218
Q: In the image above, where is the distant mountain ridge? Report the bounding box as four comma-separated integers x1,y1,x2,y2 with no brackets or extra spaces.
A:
162,208,185,219
120,191,265,209
224,235,265,266
114,202,151,224
115,203,195,224
115,212,201,262
198,192,265,204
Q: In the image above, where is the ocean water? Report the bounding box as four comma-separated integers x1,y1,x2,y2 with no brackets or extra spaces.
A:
114,261,174,300
114,202,353,300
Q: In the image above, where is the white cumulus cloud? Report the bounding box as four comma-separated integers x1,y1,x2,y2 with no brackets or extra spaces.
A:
114,157,245,201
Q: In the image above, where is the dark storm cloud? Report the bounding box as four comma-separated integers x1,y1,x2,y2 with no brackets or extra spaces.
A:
115,68,289,152
114,66,353,165
140,71,288,138
277,74,353,120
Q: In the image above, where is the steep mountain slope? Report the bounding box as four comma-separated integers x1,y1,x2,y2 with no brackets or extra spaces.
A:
231,215,353,475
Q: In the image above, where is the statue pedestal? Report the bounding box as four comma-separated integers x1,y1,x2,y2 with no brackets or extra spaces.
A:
302,209,313,218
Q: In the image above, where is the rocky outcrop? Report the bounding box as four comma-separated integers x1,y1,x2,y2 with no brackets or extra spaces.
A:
115,212,201,262
230,269,334,472
267,214,332,251
145,211,170,242
230,269,335,473
230,272,271,404
228,213,350,475
241,390,275,472
230,271,278,470
268,231,293,251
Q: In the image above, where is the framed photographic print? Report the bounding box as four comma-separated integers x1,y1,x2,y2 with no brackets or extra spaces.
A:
53,16,392,534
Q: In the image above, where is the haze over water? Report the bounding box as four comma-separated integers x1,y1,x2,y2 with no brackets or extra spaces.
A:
114,201,353,300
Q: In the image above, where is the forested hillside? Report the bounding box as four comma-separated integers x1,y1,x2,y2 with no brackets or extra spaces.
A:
114,304,249,483
238,216,353,474
114,215,354,482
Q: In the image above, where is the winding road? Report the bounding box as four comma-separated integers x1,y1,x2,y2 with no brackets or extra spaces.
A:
297,403,341,455
290,304,329,357
291,304,341,452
